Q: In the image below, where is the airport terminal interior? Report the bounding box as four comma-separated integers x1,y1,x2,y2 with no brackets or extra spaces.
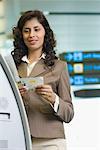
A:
0,0,100,150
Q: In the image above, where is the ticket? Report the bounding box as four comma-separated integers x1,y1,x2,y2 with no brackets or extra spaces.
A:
20,76,44,90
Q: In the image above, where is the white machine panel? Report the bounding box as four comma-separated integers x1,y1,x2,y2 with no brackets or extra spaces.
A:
0,54,32,150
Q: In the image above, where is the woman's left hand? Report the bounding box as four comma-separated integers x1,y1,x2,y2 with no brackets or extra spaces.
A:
35,84,56,105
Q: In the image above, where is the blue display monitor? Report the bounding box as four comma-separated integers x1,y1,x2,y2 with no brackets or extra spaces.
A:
59,51,100,85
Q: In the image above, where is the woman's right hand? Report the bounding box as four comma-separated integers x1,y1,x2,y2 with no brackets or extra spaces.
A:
17,82,27,97
19,87,27,97
18,83,29,107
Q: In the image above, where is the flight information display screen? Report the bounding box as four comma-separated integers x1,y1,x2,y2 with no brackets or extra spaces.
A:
59,51,100,85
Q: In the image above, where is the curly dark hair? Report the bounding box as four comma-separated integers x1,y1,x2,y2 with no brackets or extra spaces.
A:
11,10,58,68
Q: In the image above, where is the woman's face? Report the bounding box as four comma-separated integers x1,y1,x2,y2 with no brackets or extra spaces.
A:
22,18,45,52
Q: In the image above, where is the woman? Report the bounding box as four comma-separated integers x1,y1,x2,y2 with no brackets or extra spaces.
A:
11,10,74,150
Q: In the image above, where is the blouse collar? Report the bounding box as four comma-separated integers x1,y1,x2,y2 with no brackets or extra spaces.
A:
22,53,45,64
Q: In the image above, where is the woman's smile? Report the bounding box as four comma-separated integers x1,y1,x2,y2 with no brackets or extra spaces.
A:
28,39,38,45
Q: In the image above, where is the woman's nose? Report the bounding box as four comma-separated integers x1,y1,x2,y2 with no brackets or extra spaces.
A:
29,30,35,37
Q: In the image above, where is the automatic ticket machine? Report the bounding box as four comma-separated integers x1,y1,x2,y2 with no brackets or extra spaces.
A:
0,54,32,150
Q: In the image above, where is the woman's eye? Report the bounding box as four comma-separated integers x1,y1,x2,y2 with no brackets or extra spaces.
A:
35,28,40,31
23,30,29,33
